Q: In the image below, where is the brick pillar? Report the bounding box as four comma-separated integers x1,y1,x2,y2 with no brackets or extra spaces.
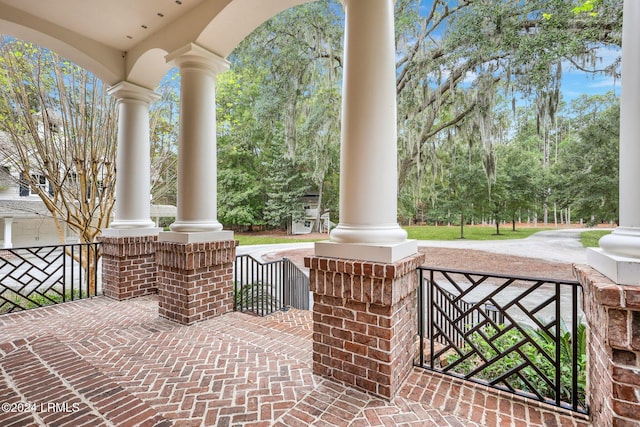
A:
575,265,640,426
305,252,425,399
99,235,158,300
155,239,236,325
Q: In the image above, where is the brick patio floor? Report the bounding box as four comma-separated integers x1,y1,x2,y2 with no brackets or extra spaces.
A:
0,296,590,426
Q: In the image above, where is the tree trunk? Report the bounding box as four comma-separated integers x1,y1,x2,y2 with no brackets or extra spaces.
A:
313,181,324,233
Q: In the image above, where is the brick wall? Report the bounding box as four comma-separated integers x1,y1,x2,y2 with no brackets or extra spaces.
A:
99,235,158,300
305,253,425,399
156,240,237,325
575,265,640,426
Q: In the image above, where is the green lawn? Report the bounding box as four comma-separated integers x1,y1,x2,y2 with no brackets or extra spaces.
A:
235,226,614,247
236,225,550,245
404,225,551,241
235,234,327,245
580,230,612,248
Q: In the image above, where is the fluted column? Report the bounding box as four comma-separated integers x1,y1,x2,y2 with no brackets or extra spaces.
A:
162,44,232,243
316,0,415,262
104,81,159,236
588,0,640,284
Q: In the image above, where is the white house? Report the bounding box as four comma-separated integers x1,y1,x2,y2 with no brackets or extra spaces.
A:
291,193,332,235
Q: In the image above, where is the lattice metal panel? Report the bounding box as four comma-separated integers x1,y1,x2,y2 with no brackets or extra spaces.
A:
416,267,586,414
0,243,100,313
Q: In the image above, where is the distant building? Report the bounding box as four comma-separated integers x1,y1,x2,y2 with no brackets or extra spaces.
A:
291,193,332,235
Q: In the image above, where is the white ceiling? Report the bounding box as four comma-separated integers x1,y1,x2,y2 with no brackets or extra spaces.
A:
1,0,204,52
0,0,312,88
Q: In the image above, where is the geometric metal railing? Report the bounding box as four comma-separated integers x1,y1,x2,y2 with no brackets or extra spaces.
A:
0,243,100,314
416,267,587,414
233,254,309,316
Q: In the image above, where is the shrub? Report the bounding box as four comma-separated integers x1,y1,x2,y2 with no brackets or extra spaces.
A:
445,319,586,408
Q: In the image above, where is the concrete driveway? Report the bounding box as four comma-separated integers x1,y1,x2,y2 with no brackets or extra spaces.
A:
236,228,609,265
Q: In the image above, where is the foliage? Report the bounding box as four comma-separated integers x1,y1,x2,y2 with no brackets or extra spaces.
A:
446,320,587,408
233,281,279,314
217,1,342,230
0,288,84,314
551,95,619,224
217,0,621,231
149,74,179,206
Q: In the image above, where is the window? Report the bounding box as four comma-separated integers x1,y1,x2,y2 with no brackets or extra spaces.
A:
32,174,47,192
19,173,49,197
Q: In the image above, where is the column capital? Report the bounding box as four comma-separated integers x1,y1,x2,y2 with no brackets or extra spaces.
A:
107,81,160,104
166,43,230,75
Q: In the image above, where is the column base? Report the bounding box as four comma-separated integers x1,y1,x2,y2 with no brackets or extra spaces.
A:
159,230,234,244
329,224,408,244
599,227,640,259
101,227,162,238
305,252,425,399
156,239,237,325
314,240,417,263
99,234,159,300
107,219,157,230
587,248,640,285
169,220,224,233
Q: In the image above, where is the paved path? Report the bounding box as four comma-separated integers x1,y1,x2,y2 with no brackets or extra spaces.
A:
417,228,599,264
237,229,607,265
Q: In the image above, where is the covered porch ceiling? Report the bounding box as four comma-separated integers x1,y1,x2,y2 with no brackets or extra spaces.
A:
0,0,312,89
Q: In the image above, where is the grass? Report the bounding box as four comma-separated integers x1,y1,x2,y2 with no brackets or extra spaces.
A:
235,235,327,245
580,230,612,248
236,225,614,247
236,225,552,245
0,289,84,314
404,225,552,241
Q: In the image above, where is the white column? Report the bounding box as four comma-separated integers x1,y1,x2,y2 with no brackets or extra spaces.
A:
588,0,640,284
104,82,160,237
161,44,232,243
315,0,415,263
3,217,12,249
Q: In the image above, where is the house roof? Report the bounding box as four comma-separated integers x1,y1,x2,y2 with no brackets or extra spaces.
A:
0,0,312,89
0,198,50,217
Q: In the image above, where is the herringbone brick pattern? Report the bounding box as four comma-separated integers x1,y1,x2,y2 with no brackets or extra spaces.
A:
0,296,591,426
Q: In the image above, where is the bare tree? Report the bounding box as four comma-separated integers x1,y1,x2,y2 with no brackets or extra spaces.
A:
0,37,117,292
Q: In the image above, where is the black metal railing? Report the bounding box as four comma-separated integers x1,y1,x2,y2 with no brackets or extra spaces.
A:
416,267,587,414
0,243,100,314
233,254,309,316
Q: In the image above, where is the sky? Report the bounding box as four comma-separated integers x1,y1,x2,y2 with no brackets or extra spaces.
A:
560,49,620,103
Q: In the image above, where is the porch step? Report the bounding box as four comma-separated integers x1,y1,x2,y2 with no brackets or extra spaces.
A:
0,336,171,427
